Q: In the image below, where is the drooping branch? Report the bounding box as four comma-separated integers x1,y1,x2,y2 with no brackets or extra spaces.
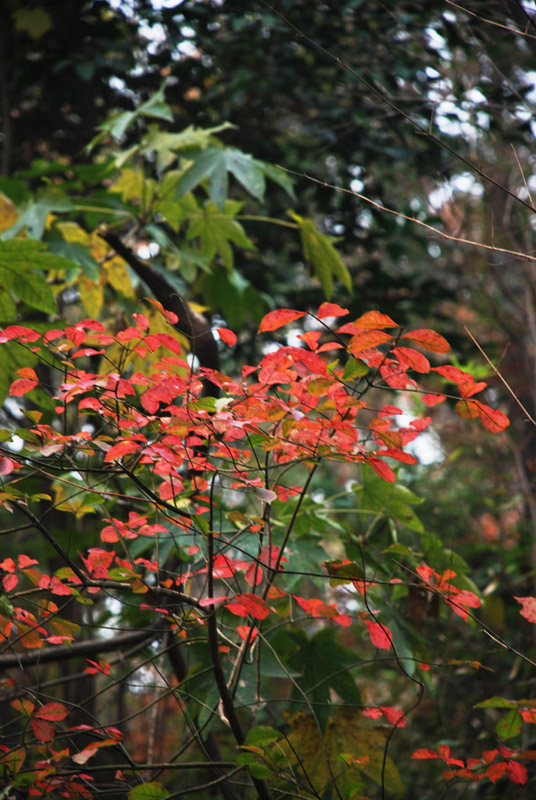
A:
0,627,159,668
99,230,220,397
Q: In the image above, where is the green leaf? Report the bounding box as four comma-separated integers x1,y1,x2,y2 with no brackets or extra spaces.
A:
141,123,235,173
127,782,169,800
0,267,55,315
287,210,352,298
0,290,16,321
12,7,53,39
245,726,281,746
47,241,99,280
495,709,523,740
186,200,256,270
176,146,294,207
475,696,516,709
356,467,424,533
1,187,73,240
343,358,369,380
0,594,14,617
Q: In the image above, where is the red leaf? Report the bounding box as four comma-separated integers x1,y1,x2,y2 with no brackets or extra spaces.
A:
366,457,396,483
258,309,306,332
401,328,450,353
18,555,38,568
366,619,392,650
392,346,430,374
421,393,446,407
412,748,439,760
0,456,15,475
104,440,142,463
10,367,39,396
433,365,473,384
514,596,536,623
381,706,406,727
476,402,510,434
216,327,237,347
316,302,349,319
34,702,69,722
226,593,270,620
363,707,382,719
507,760,528,784
2,574,17,592
31,718,55,743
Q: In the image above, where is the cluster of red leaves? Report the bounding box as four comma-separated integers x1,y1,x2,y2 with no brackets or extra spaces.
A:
412,744,528,785
0,304,511,794
416,564,481,621
2,698,122,797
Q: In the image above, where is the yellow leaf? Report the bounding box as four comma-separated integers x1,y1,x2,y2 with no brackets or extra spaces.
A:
79,274,103,318
0,193,18,233
56,221,90,245
102,255,135,298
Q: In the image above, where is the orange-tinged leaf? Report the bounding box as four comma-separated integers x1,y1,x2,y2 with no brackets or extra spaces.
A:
401,328,450,353
258,309,306,332
12,698,35,717
338,310,398,332
347,330,393,355
316,302,349,319
34,702,69,722
392,346,430,374
455,399,479,421
412,749,439,760
514,596,536,623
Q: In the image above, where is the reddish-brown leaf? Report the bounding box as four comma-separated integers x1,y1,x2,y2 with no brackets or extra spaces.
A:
34,702,69,722
31,718,55,743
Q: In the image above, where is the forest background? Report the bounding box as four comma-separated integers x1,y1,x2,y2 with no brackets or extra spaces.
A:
1,1,536,798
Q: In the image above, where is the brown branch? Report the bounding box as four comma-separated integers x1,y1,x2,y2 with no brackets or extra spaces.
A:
0,627,159,668
98,230,220,397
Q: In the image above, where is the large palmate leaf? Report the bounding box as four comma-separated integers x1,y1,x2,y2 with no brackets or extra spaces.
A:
186,199,256,269
0,240,72,313
288,210,352,298
175,145,295,206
